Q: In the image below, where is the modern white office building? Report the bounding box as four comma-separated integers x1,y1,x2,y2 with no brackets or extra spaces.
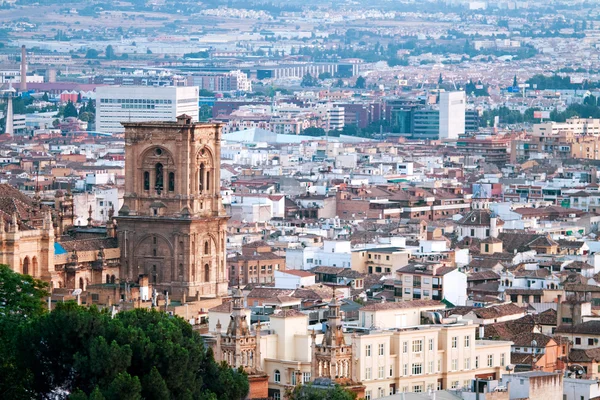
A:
328,106,345,131
439,91,466,140
95,86,199,133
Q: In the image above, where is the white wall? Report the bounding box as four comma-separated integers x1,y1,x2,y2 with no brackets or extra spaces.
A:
274,270,316,289
439,91,466,140
563,378,600,400
443,269,468,306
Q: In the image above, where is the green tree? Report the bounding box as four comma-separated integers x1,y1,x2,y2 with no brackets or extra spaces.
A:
64,100,78,118
318,72,333,80
199,105,212,122
105,45,116,60
354,76,366,89
85,49,99,59
287,383,356,400
301,73,317,87
438,73,443,85
513,74,518,87
0,265,49,398
199,89,215,97
42,92,49,101
77,92,82,103
12,303,249,399
85,98,96,114
141,367,170,400
302,127,326,136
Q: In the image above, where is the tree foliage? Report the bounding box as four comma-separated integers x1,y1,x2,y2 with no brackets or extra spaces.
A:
286,383,356,400
0,266,248,400
354,76,366,89
63,100,78,118
301,73,318,87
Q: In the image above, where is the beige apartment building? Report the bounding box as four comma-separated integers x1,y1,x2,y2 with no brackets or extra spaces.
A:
352,246,411,274
355,301,511,398
208,299,512,400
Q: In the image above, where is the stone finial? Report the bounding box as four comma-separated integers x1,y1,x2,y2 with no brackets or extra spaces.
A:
87,205,93,227
9,212,18,233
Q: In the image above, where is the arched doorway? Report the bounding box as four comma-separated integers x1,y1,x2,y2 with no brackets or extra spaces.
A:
79,277,84,290
22,256,30,275
32,257,38,277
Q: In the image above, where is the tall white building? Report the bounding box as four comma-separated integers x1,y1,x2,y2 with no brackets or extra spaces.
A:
95,86,199,133
439,91,466,140
328,106,345,131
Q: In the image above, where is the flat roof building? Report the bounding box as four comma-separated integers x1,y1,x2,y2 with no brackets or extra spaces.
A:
96,86,199,133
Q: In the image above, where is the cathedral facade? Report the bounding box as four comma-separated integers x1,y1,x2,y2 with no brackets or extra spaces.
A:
117,115,229,300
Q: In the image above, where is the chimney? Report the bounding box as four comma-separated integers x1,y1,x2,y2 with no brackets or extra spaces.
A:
5,95,13,136
20,45,27,91
478,325,485,339
557,294,562,328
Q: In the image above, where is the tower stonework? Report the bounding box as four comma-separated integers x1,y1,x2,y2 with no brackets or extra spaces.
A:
117,115,228,299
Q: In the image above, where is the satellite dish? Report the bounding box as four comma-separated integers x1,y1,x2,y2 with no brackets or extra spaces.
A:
71,288,82,296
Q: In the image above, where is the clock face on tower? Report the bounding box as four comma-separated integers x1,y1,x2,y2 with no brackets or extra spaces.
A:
117,115,229,299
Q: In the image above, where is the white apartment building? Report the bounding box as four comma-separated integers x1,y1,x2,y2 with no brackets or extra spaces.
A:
328,106,345,131
73,186,123,226
439,91,465,140
286,240,353,270
95,86,199,133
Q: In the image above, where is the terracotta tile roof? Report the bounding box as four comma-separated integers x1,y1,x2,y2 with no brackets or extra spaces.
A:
504,288,545,295
569,348,600,363
556,320,600,335
360,299,443,312
511,332,553,347
468,281,500,294
208,301,234,313
467,271,500,281
59,237,118,252
247,288,294,298
282,270,315,278
471,303,526,319
457,209,495,226
468,258,505,269
536,309,557,326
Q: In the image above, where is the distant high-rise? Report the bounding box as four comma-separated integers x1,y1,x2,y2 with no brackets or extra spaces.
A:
95,86,199,134
439,91,466,140
20,45,27,92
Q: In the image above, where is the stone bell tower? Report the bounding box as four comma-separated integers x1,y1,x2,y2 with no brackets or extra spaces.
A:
117,115,228,299
311,288,353,381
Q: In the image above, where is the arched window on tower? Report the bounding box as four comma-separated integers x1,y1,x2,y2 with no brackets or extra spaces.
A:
206,171,210,191
168,172,175,192
23,257,30,275
155,163,164,193
144,171,150,191
204,241,209,255
204,264,210,282
199,163,205,193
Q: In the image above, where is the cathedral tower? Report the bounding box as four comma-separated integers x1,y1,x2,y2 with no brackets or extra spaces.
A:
117,115,228,299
